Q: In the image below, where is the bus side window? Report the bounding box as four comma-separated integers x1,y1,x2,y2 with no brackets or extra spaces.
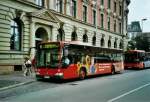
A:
68,54,73,64
94,59,97,63
74,55,80,64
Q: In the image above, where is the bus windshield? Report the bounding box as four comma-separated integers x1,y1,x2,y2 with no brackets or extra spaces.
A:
125,52,145,62
37,48,60,68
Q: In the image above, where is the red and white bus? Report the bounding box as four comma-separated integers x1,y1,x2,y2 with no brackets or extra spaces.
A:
124,50,146,69
35,41,124,80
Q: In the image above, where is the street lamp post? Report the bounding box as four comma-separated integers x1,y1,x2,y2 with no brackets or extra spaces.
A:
141,18,147,32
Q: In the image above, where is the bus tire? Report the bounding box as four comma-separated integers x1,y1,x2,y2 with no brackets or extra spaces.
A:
111,66,115,75
36,76,43,81
143,64,145,69
79,68,86,80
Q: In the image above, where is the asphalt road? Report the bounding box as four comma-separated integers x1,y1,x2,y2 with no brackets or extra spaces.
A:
1,69,150,102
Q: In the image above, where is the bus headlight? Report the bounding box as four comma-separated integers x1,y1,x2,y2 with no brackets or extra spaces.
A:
55,73,63,76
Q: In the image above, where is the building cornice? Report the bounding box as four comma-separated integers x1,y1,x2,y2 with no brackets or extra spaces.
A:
27,9,61,24
11,0,40,9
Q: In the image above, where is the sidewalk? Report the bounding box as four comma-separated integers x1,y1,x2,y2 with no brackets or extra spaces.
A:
0,71,36,91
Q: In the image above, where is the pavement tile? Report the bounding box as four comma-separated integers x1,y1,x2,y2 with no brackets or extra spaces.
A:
0,71,35,91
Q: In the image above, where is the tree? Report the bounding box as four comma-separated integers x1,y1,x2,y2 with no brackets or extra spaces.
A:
127,39,136,50
127,35,149,51
134,36,149,51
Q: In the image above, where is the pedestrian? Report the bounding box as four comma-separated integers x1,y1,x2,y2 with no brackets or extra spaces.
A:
23,56,32,76
31,56,36,72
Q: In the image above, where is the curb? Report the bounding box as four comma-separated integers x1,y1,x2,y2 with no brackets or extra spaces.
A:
0,80,36,91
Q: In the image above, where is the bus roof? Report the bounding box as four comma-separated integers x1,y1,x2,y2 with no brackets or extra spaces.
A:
40,41,123,53
125,50,145,53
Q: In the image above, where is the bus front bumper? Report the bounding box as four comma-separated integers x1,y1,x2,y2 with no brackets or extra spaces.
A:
36,72,64,80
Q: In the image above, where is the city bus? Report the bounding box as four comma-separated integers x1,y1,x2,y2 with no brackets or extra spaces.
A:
35,41,124,80
124,50,150,69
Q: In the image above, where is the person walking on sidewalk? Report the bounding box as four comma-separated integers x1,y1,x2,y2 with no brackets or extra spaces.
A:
23,56,32,76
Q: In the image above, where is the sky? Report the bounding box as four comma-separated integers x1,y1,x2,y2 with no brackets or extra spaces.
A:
128,0,150,32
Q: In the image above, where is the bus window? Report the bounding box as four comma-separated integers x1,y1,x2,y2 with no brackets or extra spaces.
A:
94,56,111,63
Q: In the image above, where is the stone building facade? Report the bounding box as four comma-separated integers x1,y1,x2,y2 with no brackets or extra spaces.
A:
0,0,130,73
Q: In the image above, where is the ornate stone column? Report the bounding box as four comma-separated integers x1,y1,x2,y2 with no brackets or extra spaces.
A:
29,20,36,59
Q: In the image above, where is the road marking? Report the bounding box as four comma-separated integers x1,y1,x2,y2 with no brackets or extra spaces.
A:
107,82,150,102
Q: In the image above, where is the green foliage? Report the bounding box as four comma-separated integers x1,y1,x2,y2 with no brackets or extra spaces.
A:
127,36,149,51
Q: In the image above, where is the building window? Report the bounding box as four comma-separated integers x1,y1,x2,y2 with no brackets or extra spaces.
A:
35,0,44,7
119,42,123,49
70,0,76,18
55,0,63,13
114,41,117,48
119,4,122,16
101,14,104,28
114,20,116,32
10,18,22,51
71,32,77,41
92,35,96,46
107,17,110,30
119,22,122,34
57,28,65,41
108,39,111,48
83,5,87,22
93,10,96,26
108,0,111,9
114,1,116,12
83,34,88,42
101,38,105,47
101,0,104,5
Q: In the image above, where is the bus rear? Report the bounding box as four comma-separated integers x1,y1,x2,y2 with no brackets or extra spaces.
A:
124,50,145,69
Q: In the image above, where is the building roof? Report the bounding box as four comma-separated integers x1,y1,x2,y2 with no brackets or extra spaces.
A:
128,21,142,32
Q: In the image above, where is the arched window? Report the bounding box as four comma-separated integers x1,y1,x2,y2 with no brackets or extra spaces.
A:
57,28,65,41
10,18,22,51
114,41,117,48
92,35,96,46
119,42,123,49
108,39,111,48
101,38,105,47
71,32,77,41
83,34,88,42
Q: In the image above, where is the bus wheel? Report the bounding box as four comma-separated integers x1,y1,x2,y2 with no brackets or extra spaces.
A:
79,69,86,80
143,64,145,69
111,67,115,75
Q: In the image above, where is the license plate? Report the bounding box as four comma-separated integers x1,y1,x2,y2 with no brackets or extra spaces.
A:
44,76,50,78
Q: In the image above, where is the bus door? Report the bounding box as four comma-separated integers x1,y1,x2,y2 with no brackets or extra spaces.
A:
60,46,78,79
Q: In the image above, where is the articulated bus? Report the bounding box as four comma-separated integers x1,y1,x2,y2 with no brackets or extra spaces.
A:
35,41,124,80
124,50,149,69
